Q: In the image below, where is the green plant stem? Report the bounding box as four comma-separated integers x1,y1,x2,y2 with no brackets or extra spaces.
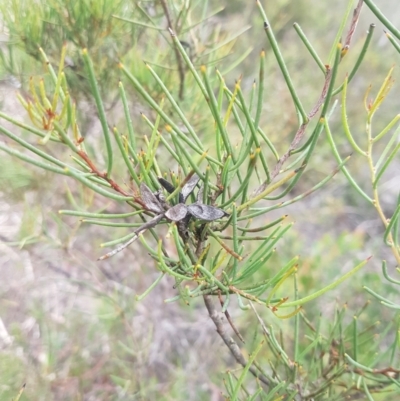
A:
113,127,140,185
238,216,287,232
256,1,308,124
363,0,400,40
293,273,300,380
0,141,131,201
231,340,264,400
0,112,60,142
82,49,113,177
327,0,354,64
168,28,208,99
120,63,222,169
385,31,400,53
145,62,203,149
333,23,375,96
0,141,66,175
60,210,142,219
238,154,350,221
237,168,302,212
365,103,400,265
201,65,233,157
254,50,265,130
374,142,400,188
81,220,146,228
0,124,70,169
324,118,373,204
341,77,366,156
293,23,326,74
281,256,371,308
236,85,270,179
118,81,136,149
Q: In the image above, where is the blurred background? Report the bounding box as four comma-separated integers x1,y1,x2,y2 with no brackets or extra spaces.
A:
1,1,400,399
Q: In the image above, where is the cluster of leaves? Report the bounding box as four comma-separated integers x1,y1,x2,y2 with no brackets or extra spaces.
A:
1,0,400,400
0,17,369,316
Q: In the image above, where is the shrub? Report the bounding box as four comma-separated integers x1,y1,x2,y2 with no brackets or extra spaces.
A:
1,1,399,399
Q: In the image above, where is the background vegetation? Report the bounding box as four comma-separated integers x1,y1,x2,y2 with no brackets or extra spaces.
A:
0,0,399,400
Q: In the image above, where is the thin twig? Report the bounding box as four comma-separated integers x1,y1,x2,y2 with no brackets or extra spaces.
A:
256,1,363,196
76,149,145,206
255,64,334,195
98,214,164,260
229,286,265,304
249,301,271,337
343,0,364,55
203,294,270,387
218,291,245,343
193,229,269,387
208,229,243,260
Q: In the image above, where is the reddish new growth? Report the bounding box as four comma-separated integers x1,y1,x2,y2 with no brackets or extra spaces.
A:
42,108,57,130
270,297,289,312
76,149,146,208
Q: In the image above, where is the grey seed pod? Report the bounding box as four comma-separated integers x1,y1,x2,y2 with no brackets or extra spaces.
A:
158,177,184,203
155,190,165,202
140,183,163,213
165,203,188,221
187,203,228,221
197,184,204,204
155,190,169,211
158,177,176,194
181,174,200,202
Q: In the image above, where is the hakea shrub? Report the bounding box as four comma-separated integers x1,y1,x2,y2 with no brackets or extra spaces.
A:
1,0,400,399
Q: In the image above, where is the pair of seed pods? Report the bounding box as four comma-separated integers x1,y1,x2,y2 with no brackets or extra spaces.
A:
141,174,228,222
98,174,228,260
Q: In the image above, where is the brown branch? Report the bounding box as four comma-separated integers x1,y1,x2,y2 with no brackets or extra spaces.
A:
257,1,364,195
343,0,364,57
195,230,268,386
308,66,333,119
208,229,243,260
160,0,186,100
218,291,245,343
97,214,164,260
272,67,333,178
76,149,146,208
255,63,335,196
203,294,270,387
229,286,265,304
